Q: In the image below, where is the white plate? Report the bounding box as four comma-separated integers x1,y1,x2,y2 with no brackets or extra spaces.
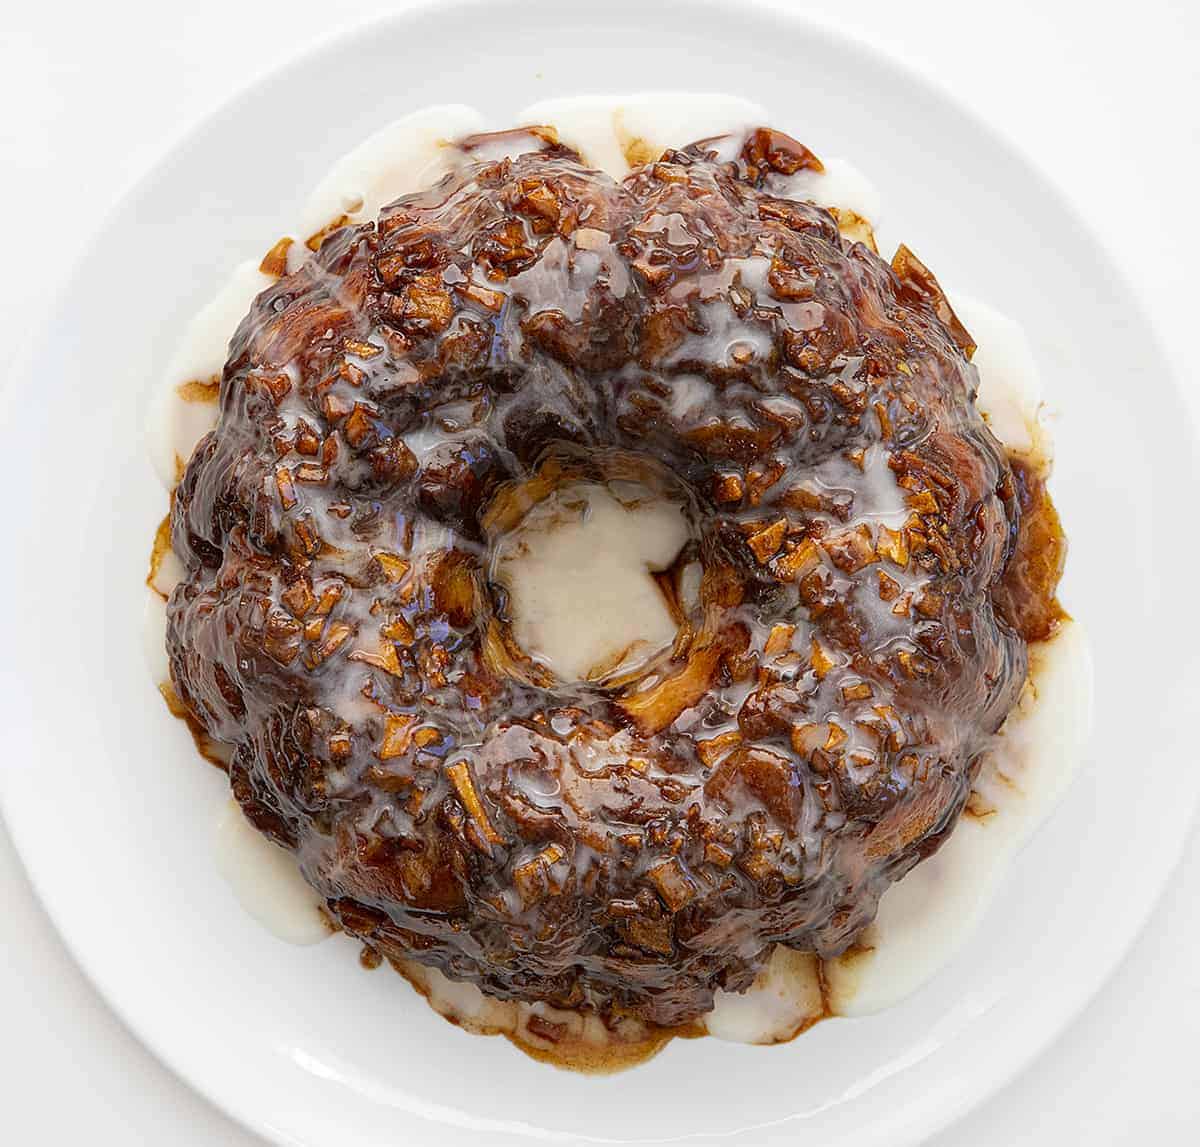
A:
2,1,1198,1144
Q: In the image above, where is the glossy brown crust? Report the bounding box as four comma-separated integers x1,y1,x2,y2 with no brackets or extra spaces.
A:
167,126,1060,1027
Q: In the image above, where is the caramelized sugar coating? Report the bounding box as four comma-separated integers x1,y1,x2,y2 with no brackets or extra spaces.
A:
167,126,1062,1027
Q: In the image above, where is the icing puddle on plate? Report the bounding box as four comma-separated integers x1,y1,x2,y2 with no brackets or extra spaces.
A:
142,93,1093,1071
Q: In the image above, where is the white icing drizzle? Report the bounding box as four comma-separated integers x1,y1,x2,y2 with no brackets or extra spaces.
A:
212,800,331,946
705,947,825,1043
518,93,769,178
141,588,170,684
492,483,689,682
508,230,630,321
298,104,486,240
146,258,273,488
147,543,185,600
775,156,884,226
956,291,1052,461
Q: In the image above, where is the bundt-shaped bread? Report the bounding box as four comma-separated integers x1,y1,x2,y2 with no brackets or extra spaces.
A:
167,125,1061,1027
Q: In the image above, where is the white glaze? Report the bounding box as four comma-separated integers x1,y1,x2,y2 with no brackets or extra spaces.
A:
147,542,185,600
518,93,768,178
704,947,825,1043
956,292,1051,460
508,230,631,321
146,96,1092,1050
141,588,170,685
213,800,330,946
775,156,884,226
298,104,486,240
147,258,272,488
492,483,689,682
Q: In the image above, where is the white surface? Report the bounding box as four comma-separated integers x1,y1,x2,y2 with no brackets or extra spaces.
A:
0,3,1197,1146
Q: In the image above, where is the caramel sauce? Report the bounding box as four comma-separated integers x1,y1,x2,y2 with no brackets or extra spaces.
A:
174,377,220,403
145,513,173,601
994,456,1069,643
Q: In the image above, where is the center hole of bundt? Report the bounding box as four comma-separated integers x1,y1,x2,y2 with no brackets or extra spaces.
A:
489,481,694,684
